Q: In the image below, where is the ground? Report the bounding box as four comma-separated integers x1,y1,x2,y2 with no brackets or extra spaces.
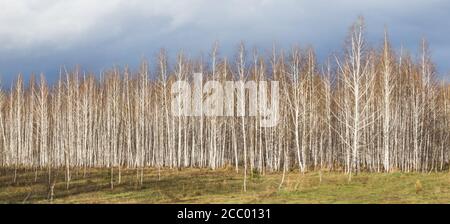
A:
0,167,449,203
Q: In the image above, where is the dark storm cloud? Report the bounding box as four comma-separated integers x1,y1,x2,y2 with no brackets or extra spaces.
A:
0,0,449,85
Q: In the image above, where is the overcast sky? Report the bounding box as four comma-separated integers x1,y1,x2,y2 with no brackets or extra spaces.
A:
0,0,449,84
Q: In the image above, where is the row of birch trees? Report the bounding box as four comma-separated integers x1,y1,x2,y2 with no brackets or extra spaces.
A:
0,20,449,186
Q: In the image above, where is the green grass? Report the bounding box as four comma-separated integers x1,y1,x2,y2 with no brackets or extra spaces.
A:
0,168,449,203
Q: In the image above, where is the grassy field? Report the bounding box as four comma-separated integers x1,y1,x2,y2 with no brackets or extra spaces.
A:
0,167,449,203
